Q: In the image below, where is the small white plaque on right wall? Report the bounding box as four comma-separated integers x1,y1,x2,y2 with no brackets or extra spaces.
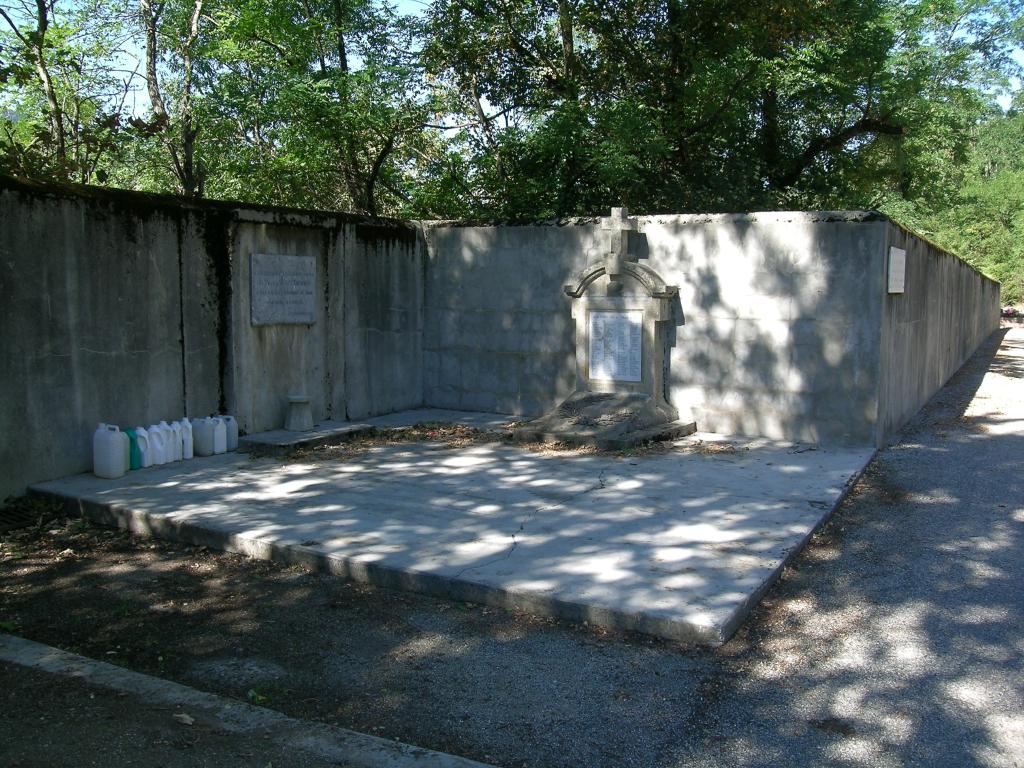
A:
888,247,906,294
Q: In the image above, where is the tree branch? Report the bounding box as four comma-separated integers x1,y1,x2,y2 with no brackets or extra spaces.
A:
0,8,31,46
140,0,169,122
772,116,904,190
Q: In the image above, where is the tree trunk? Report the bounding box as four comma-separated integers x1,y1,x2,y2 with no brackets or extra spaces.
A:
557,0,577,94
1,1,69,170
760,78,781,194
177,0,204,197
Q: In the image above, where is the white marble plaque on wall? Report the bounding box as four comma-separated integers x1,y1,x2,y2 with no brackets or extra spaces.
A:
250,253,316,325
888,247,906,294
589,310,642,382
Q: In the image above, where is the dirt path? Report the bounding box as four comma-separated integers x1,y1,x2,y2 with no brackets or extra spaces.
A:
2,329,1022,768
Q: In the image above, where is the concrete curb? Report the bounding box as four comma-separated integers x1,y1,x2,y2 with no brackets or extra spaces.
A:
0,633,492,768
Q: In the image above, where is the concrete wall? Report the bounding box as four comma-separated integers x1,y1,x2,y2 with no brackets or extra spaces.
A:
424,213,888,444
0,181,217,500
229,219,336,433
343,223,424,419
228,215,423,432
647,213,887,444
0,177,421,498
0,175,1001,498
423,226,590,415
876,222,1000,443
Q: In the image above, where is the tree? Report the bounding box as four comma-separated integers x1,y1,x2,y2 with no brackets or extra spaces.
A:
0,0,137,183
171,0,432,214
138,0,209,196
415,0,1023,219
889,111,1024,303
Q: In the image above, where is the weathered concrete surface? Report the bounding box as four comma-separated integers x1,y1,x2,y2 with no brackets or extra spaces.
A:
229,216,423,433
0,177,422,498
422,226,589,415
646,214,887,445
343,224,425,419
877,222,1000,443
424,213,889,445
669,326,1024,768
361,408,515,430
239,420,376,454
2,175,998,501
0,634,492,768
239,409,515,454
30,417,873,645
229,221,335,433
0,180,211,501
5,330,1022,768
511,392,697,449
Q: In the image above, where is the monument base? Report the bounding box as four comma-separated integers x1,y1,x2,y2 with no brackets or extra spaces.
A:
511,391,696,450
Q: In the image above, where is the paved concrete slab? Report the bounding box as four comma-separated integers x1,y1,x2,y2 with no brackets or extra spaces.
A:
239,420,376,452
31,413,873,645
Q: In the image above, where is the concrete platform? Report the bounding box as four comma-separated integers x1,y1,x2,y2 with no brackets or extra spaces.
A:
31,410,874,645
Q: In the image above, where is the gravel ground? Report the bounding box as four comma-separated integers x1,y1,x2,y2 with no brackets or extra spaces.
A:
2,328,1022,768
1,663,348,768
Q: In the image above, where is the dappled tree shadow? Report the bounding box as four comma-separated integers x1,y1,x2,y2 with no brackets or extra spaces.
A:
695,328,1024,767
8,328,1020,768
33,422,873,647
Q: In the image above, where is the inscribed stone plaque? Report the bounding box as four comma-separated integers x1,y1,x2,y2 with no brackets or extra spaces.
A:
888,247,906,294
589,310,642,382
250,253,316,325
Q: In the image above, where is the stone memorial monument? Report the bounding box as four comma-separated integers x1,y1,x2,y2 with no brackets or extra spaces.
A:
513,207,696,449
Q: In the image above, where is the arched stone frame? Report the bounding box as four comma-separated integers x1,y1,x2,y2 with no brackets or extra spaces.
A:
563,260,678,301
563,259,679,417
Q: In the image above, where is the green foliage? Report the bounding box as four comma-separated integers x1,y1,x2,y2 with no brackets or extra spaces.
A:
884,112,1024,303
0,0,137,183
0,0,1023,291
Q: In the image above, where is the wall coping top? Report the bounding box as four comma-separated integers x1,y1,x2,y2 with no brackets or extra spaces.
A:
2,174,997,289
0,174,416,232
422,210,886,228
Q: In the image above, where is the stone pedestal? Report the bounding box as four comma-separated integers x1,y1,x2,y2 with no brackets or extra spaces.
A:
284,395,314,432
513,207,696,449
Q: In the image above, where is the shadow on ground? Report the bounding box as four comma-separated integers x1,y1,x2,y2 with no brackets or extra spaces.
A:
704,328,1024,768
29,424,871,644
2,330,1022,768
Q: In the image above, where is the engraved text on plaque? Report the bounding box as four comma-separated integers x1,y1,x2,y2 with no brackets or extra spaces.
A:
589,310,642,382
250,253,316,325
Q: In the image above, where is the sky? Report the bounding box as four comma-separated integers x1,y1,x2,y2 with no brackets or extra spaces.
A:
2,0,1021,116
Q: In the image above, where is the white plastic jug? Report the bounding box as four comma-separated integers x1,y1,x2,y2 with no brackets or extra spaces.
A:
219,415,239,451
213,417,228,455
192,417,216,457
120,429,130,471
135,427,153,468
148,424,167,464
157,421,176,462
180,419,194,460
93,424,126,479
170,421,184,461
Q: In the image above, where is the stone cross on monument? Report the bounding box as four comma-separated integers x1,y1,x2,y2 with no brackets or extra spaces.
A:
601,206,636,285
